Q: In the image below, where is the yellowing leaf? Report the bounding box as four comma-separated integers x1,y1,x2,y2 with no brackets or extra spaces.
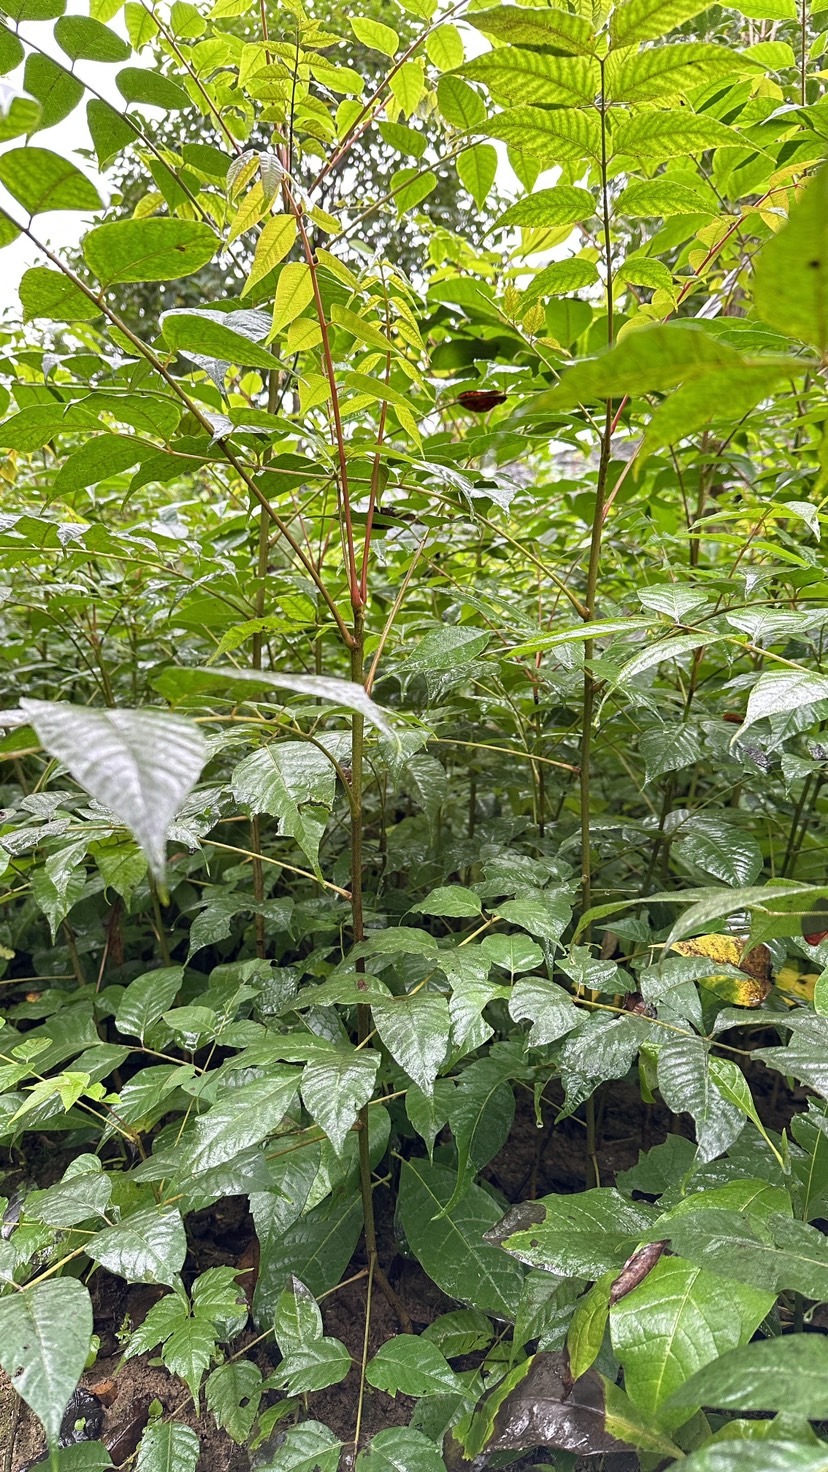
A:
270,262,314,336
670,934,772,1007
228,181,266,243
242,213,296,295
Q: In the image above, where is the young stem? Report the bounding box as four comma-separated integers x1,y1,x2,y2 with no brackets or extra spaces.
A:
579,67,614,935
351,614,411,1333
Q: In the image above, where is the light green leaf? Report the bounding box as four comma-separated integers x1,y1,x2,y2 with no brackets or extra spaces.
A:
606,42,755,102
493,184,595,231
231,742,335,872
498,1189,657,1277
461,49,598,107
300,1048,380,1153
136,1423,199,1472
612,111,745,164
371,992,450,1094
487,106,601,163
611,0,720,45
19,266,99,322
188,1070,300,1173
19,701,206,882
456,143,497,209
426,24,463,70
88,1205,186,1286
242,213,296,296
205,1361,262,1444
390,60,423,116
436,73,485,129
0,1280,93,1445
367,1336,463,1397
610,1255,773,1429
162,1317,217,1405
54,15,130,60
356,1427,451,1472
471,6,596,57
350,14,398,55
83,218,217,287
0,147,101,214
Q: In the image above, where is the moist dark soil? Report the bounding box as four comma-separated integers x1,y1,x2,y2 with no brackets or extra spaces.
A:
1,1038,806,1472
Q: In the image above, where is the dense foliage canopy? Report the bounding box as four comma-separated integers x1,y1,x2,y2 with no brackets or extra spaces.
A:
3,0,828,1467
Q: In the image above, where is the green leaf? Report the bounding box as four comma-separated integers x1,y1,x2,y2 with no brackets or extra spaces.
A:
667,1334,828,1417
232,742,335,872
389,59,423,116
680,1445,828,1472
567,1274,613,1380
83,218,217,287
493,184,595,231
497,1189,657,1277
606,43,755,102
136,1423,199,1472
426,23,463,70
162,308,278,373
0,147,101,214
617,177,715,218
26,1157,112,1226
19,266,99,322
0,0,64,18
356,1428,447,1472
487,106,601,164
254,1191,363,1312
367,1336,463,1397
462,50,599,107
524,257,599,301
398,1158,524,1317
471,6,596,57
0,1280,93,1445
242,213,296,296
436,73,485,129
23,53,84,131
162,1317,217,1405
610,0,719,45
456,143,497,209
350,14,398,55
610,1255,773,1429
0,25,25,73
87,98,136,168
116,65,190,109
115,966,184,1042
19,701,206,882
254,1421,341,1471
205,1361,262,1443
739,669,828,738
371,992,450,1094
54,435,150,493
411,885,482,917
89,1205,186,1286
612,111,745,164
657,1034,743,1162
446,1054,516,1208
544,322,742,407
188,1069,300,1173
661,1208,828,1301
300,1048,380,1153
183,666,395,740
54,15,130,60
509,976,581,1046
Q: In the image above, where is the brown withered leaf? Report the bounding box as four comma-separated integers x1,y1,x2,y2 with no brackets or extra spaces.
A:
486,1351,634,1458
